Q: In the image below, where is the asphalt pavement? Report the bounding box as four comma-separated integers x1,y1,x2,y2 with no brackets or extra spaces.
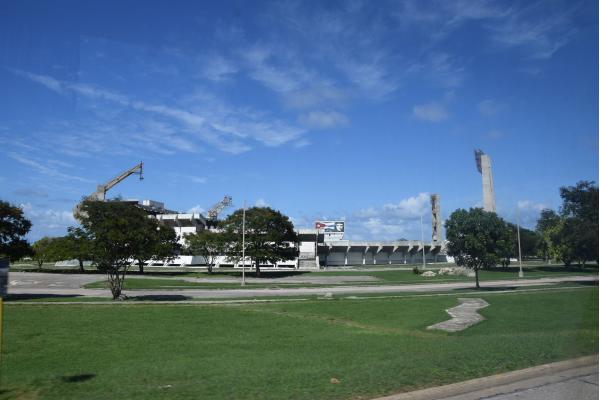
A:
375,355,599,400
7,271,597,299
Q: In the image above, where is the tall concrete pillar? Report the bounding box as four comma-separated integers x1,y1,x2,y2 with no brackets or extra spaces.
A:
431,194,442,243
475,150,496,212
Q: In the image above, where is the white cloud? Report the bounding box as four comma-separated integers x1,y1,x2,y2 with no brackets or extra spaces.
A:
285,85,350,109
381,193,430,218
413,102,449,122
243,45,314,93
255,198,269,207
426,53,465,89
8,152,92,182
478,99,504,116
200,55,238,82
187,205,206,214
488,6,576,60
14,70,306,155
486,129,505,140
20,203,76,241
299,111,348,129
513,200,549,229
349,193,432,240
517,200,547,213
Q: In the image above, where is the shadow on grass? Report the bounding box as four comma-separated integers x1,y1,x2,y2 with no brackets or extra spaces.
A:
486,265,598,274
61,373,95,383
5,294,84,301
561,280,599,287
129,294,193,301
454,286,518,293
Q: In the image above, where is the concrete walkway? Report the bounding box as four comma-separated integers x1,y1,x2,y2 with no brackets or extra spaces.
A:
373,355,598,400
427,298,489,332
6,273,597,299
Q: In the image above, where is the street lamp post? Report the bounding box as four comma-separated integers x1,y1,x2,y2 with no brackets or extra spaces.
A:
517,208,524,278
420,214,426,270
241,201,246,286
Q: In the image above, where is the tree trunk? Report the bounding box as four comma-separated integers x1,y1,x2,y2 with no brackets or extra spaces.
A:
138,260,144,274
78,259,85,273
255,258,261,277
207,263,213,274
475,268,480,289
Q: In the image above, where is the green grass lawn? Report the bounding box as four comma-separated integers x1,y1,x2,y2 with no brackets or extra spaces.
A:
2,287,597,400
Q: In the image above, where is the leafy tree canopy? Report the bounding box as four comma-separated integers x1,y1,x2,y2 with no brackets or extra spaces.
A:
221,207,298,276
79,200,153,299
445,208,512,287
186,229,228,274
0,200,32,261
131,217,180,273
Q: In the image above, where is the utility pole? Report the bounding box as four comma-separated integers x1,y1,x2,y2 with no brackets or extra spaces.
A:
420,214,426,270
241,201,246,286
517,208,524,278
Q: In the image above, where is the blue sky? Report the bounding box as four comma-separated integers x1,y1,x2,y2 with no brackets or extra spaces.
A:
0,0,598,242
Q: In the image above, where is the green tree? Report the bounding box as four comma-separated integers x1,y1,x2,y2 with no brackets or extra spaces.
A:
79,200,151,299
547,219,577,266
0,200,32,261
63,227,95,273
131,218,180,273
445,208,511,288
221,207,298,277
186,229,227,274
496,225,516,268
32,236,62,270
535,209,561,262
558,181,598,266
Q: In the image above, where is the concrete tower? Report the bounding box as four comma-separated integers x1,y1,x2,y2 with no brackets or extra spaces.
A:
430,194,442,243
474,149,496,212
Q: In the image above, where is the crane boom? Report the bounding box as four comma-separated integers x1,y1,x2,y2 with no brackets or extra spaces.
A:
207,195,232,220
73,162,144,219
90,162,143,201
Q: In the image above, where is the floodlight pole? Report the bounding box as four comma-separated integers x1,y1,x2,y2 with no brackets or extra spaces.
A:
241,201,246,286
420,214,426,270
516,208,524,278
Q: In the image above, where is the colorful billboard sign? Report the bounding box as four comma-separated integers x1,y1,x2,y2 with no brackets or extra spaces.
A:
315,221,345,233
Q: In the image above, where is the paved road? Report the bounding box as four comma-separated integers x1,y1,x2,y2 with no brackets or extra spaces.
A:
443,366,598,400
376,356,598,400
7,271,379,288
7,271,597,299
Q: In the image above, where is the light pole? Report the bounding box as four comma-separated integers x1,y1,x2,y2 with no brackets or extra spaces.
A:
516,207,524,278
241,201,246,286
420,214,426,270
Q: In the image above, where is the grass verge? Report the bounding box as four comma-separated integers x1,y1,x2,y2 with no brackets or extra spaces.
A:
2,287,597,400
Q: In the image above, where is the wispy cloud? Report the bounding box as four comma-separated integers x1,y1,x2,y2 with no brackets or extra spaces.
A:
14,70,306,155
200,55,238,82
243,45,314,93
487,3,578,59
478,99,505,116
299,111,348,129
8,152,92,182
393,0,576,60
413,102,449,122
